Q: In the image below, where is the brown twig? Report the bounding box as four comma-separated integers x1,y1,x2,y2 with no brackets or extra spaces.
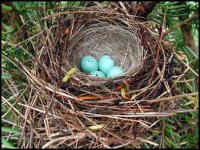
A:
147,92,198,103
42,133,86,148
2,87,28,118
136,1,160,19
38,86,55,126
148,10,167,85
18,87,34,147
160,117,166,148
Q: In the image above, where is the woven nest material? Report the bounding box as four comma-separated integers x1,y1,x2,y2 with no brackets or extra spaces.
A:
66,22,144,76
63,22,145,88
9,6,191,149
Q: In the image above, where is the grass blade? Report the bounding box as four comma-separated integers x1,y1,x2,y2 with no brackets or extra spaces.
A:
1,137,17,149
2,127,20,135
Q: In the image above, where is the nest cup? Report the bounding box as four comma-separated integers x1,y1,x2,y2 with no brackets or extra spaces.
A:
65,22,144,79
35,12,170,147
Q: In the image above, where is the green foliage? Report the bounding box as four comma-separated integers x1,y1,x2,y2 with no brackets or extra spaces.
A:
148,1,199,149
1,74,11,80
2,4,12,11
2,127,20,135
165,112,199,148
1,77,20,148
1,137,17,149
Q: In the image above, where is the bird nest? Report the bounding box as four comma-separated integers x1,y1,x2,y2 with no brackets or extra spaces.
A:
8,6,192,149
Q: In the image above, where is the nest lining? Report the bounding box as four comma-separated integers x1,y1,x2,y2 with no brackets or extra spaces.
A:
65,22,144,78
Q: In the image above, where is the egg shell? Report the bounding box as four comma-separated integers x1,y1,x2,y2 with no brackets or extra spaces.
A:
98,55,115,75
107,66,124,78
80,55,98,73
90,71,105,77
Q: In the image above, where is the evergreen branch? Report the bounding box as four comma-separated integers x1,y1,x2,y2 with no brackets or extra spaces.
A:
163,13,199,36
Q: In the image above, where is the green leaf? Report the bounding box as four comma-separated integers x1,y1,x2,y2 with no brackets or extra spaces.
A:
150,18,162,25
143,142,150,149
2,4,12,11
151,10,164,15
12,2,21,11
88,124,104,130
131,94,137,100
2,74,11,80
2,23,14,32
151,130,161,135
165,136,179,148
1,103,8,113
165,5,186,10
2,127,20,135
184,96,198,110
184,46,198,59
1,137,16,149
165,127,181,138
157,2,180,7
121,88,126,99
167,7,187,13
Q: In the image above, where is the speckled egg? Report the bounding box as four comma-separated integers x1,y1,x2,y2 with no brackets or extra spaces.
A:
80,55,98,73
90,71,105,77
98,55,115,75
107,66,124,78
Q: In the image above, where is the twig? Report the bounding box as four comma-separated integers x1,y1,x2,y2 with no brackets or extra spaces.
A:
159,10,167,41
41,10,133,20
38,86,55,126
29,114,35,148
171,65,190,89
146,92,198,103
2,87,28,118
172,109,198,113
112,140,139,148
138,137,159,147
160,117,166,148
174,52,198,77
118,1,129,14
148,10,167,84
2,31,43,55
42,132,86,148
18,87,34,147
120,92,198,104
44,85,78,100
84,112,175,118
17,103,61,119
1,118,22,128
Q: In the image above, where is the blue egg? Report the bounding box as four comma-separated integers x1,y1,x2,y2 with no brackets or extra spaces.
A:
107,66,124,78
90,71,105,77
98,55,115,75
80,55,98,73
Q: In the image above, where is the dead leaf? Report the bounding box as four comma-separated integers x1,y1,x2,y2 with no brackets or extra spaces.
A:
88,124,104,130
78,96,99,101
62,68,78,83
184,96,199,110
121,88,126,99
